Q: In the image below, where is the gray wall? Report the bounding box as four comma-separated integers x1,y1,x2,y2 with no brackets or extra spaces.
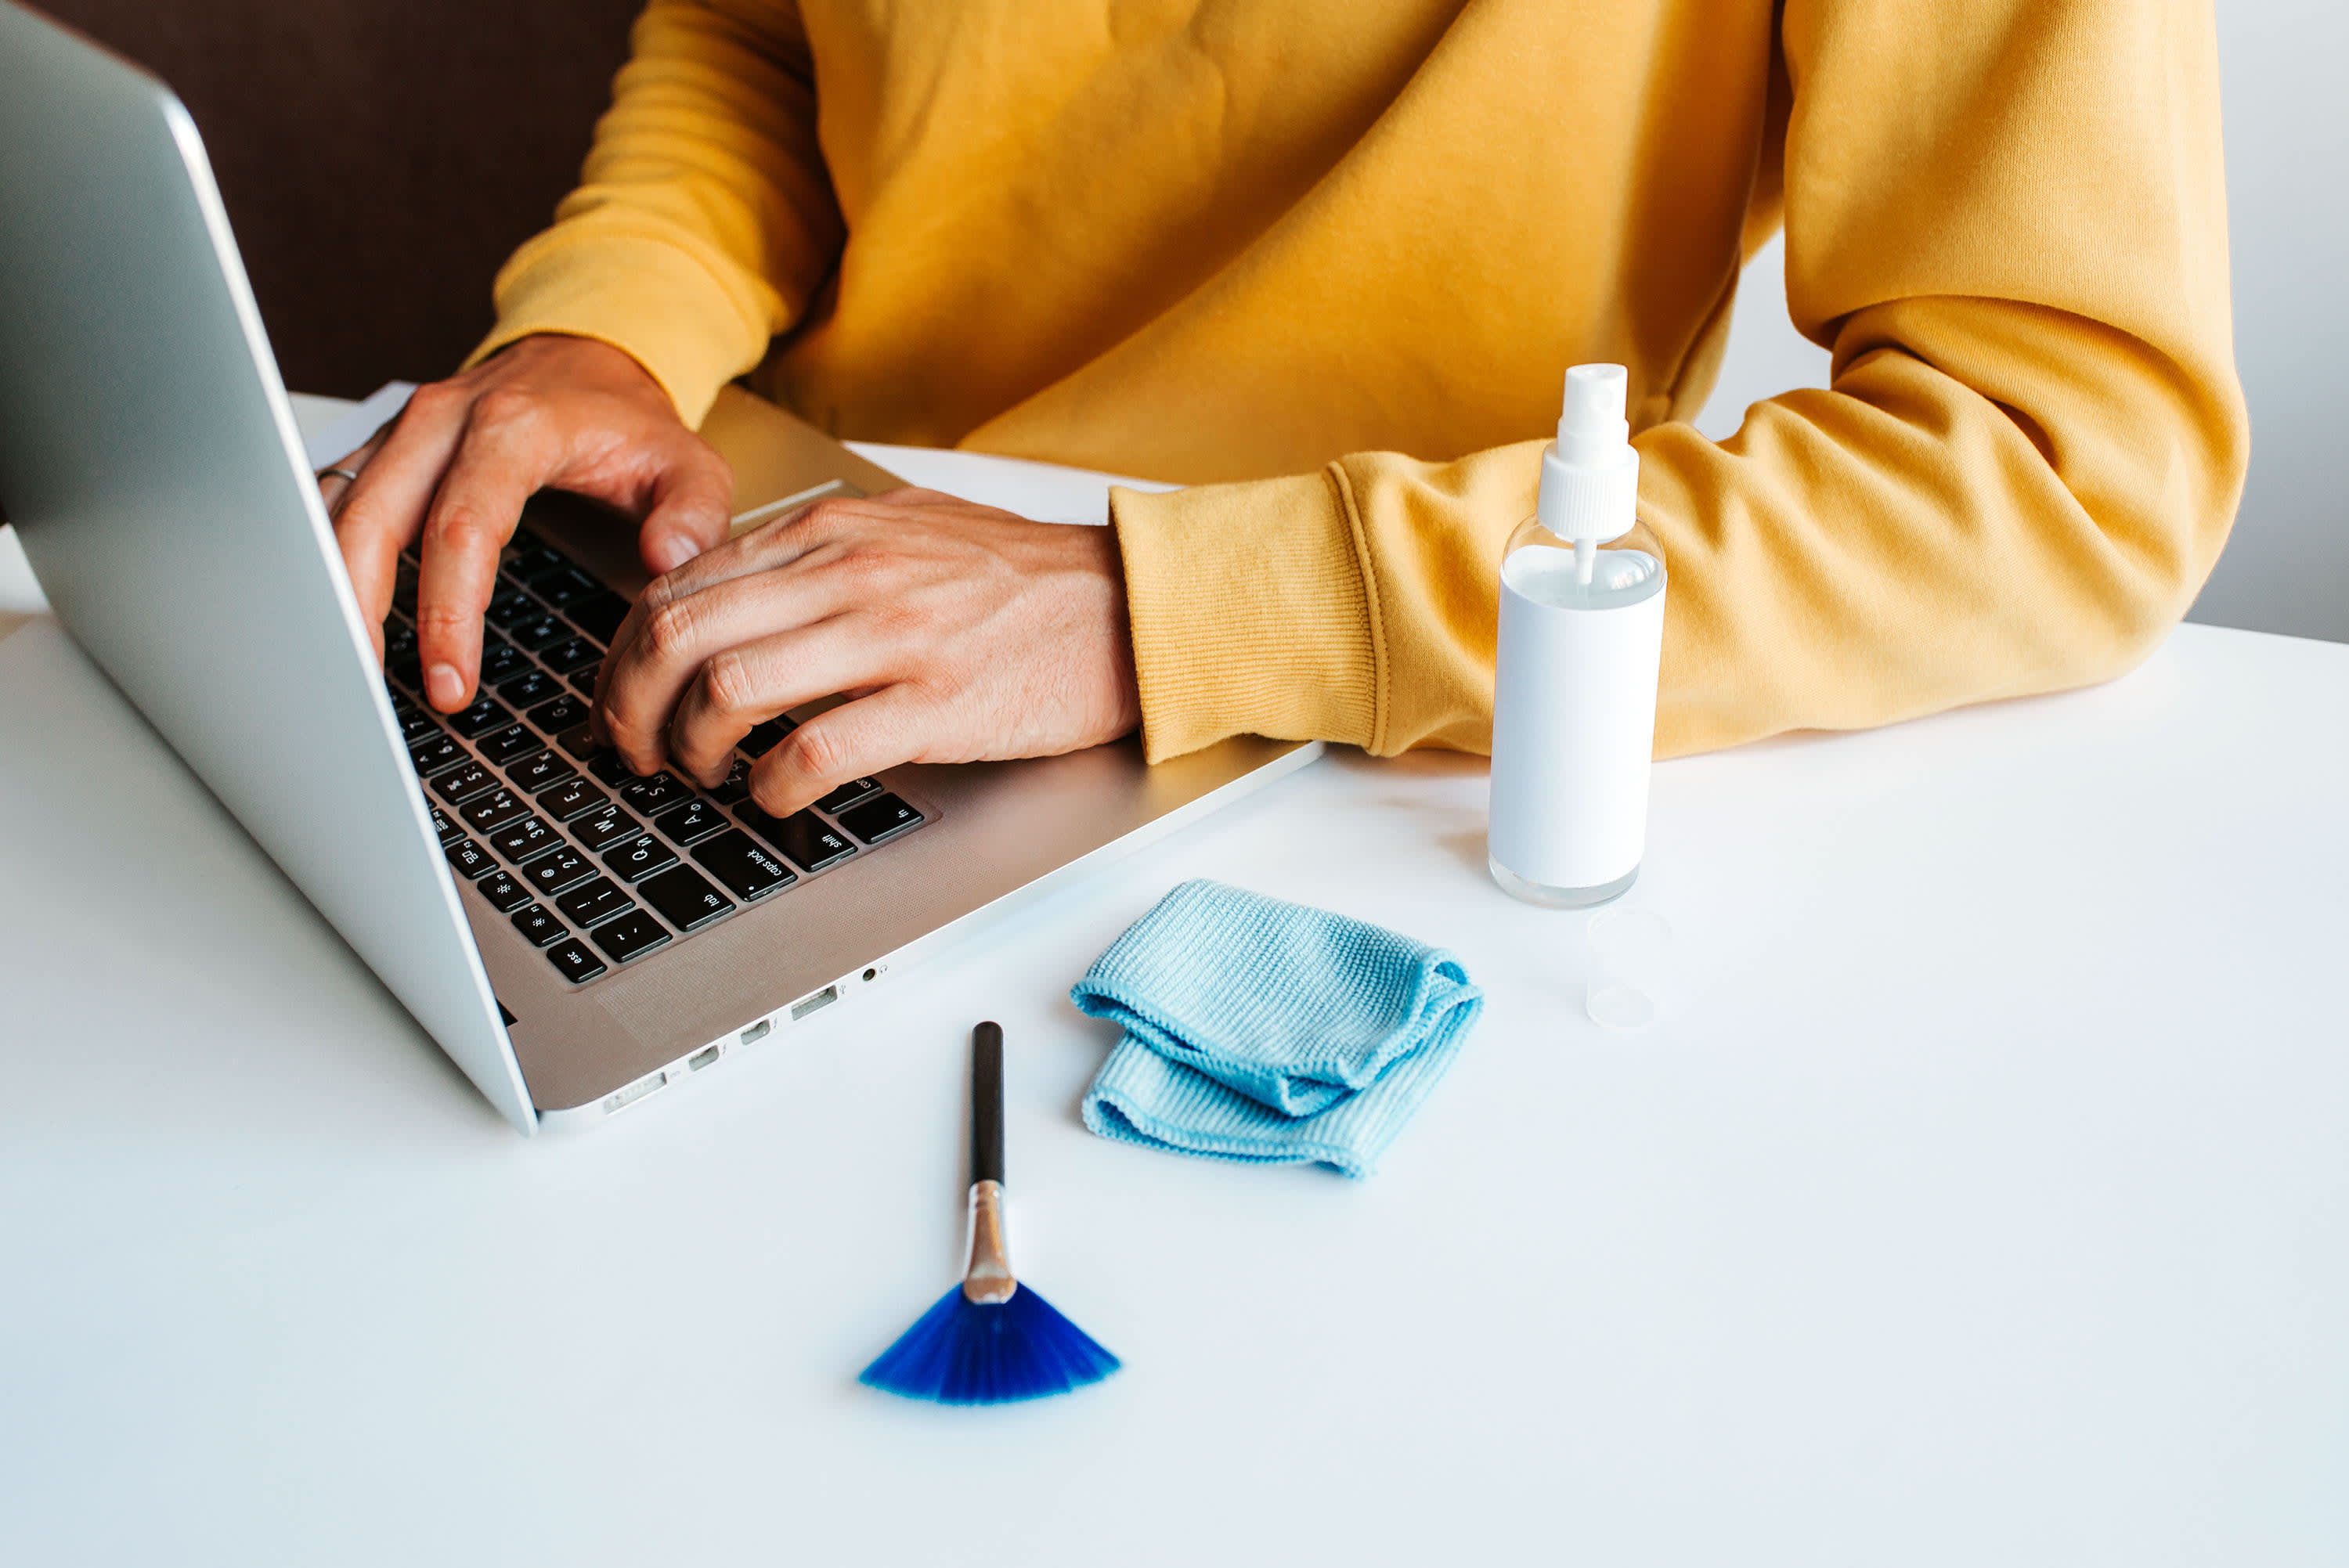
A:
1697,0,2349,643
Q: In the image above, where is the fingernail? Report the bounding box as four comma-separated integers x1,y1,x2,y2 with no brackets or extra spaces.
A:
648,533,699,574
426,663,464,710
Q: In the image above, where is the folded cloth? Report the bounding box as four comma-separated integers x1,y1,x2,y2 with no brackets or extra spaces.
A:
1072,880,1483,1178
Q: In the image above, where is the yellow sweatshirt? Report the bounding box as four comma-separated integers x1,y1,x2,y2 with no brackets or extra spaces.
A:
474,0,2246,763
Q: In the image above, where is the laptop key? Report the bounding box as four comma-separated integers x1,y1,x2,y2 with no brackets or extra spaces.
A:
496,669,561,708
738,803,857,872
503,542,567,582
428,806,464,847
837,791,926,845
395,704,438,744
523,847,596,898
740,718,796,759
478,637,531,686
446,696,514,739
488,815,560,865
603,833,680,884
567,661,601,696
485,588,540,629
554,722,604,761
588,908,670,965
531,566,602,611
815,777,882,814
506,748,576,793
544,939,606,985
528,694,589,734
691,829,796,903
474,723,543,766
708,757,752,805
474,869,534,914
653,798,730,846
430,762,497,806
557,875,635,928
588,748,640,786
565,590,630,644
615,771,690,813
456,788,530,836
533,776,610,822
408,734,466,776
537,636,601,675
639,864,734,932
508,615,570,652
445,838,496,879
569,804,643,853
510,903,566,947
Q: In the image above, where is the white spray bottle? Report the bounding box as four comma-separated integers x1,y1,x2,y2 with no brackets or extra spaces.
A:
1487,363,1666,907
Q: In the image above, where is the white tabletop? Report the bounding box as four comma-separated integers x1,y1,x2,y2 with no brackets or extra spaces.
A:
2,398,2344,1566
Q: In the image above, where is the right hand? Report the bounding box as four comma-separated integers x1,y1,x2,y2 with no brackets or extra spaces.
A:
322,333,734,713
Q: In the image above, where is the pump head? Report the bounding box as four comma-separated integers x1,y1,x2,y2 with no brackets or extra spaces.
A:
1535,362,1640,582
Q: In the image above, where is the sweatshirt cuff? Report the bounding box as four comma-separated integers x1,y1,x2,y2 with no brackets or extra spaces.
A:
464,221,776,429
1110,467,1380,763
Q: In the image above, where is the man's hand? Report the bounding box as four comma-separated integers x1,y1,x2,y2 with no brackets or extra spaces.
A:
320,334,732,712
594,489,1141,817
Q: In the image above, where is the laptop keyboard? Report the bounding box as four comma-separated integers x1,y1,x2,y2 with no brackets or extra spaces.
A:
383,525,928,987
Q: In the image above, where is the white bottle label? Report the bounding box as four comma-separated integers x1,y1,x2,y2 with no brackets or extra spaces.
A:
1488,546,1666,893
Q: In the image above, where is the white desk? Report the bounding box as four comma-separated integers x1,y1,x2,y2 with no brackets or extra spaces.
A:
2,400,2344,1566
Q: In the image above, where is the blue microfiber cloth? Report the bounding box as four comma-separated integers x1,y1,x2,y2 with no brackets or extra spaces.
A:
1071,880,1483,1179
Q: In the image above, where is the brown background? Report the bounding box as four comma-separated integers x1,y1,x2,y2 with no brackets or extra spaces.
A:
38,0,644,398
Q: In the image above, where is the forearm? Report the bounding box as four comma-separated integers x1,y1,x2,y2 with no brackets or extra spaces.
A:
1113,0,2246,763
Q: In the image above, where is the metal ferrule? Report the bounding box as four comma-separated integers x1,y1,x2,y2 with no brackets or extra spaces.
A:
962,1179,1016,1304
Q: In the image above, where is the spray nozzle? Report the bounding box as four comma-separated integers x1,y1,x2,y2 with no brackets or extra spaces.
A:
1535,362,1641,577
1559,364,1630,456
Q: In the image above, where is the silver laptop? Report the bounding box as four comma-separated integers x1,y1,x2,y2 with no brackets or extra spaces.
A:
0,3,1319,1132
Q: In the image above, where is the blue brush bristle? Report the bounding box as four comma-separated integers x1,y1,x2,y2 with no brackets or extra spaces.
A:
861,1282,1121,1405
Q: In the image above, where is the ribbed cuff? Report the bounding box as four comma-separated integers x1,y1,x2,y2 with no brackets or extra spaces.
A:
464,221,775,429
1110,467,1381,762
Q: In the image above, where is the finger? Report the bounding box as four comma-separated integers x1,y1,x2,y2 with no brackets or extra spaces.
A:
333,389,471,643
413,406,560,710
660,615,894,785
316,409,406,516
597,564,864,773
637,437,734,577
746,683,933,818
317,430,396,655
593,499,850,732
591,494,873,749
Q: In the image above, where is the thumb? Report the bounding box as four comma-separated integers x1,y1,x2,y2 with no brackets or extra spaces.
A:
638,445,734,576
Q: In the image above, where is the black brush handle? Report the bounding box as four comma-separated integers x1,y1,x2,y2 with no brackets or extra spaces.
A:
970,1021,1005,1188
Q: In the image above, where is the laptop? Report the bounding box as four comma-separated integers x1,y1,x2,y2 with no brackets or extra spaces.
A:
0,3,1320,1133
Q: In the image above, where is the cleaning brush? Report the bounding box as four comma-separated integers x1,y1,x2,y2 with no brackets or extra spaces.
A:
860,1021,1122,1405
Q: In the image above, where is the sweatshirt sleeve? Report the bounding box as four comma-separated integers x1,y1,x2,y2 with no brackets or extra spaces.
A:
1112,0,2249,763
464,0,839,427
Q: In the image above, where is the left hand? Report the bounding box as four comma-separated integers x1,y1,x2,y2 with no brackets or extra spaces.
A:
592,488,1142,816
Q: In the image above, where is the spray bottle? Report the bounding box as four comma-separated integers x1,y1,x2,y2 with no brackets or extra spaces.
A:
1487,363,1666,907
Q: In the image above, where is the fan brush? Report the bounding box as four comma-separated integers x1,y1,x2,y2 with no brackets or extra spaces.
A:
860,1021,1122,1405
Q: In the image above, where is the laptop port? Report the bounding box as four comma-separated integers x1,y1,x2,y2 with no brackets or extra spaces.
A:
688,1044,722,1072
789,985,839,1022
604,1071,664,1116
738,1020,771,1047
